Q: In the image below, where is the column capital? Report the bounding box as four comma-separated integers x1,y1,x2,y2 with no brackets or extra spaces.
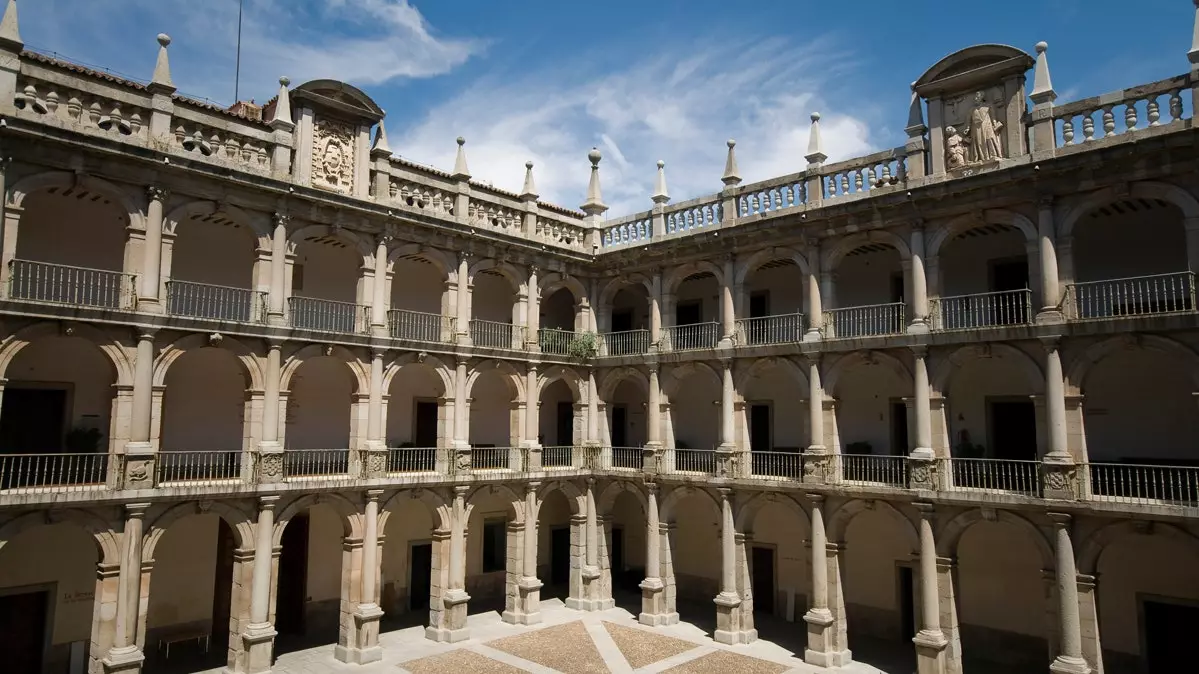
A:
1038,194,1055,210
124,502,151,518
805,492,826,505
717,486,733,499
1039,335,1065,351
453,485,469,498
258,495,281,509
1048,512,1073,527
585,476,596,488
456,355,470,368
272,212,291,227
526,481,540,493
371,346,388,360
375,232,392,248
146,185,170,203
364,489,385,501
909,344,929,358
644,480,658,494
913,501,935,516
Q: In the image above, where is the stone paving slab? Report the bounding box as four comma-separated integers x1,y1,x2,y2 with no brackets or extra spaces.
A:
400,648,529,674
601,621,698,669
486,620,609,673
659,649,791,674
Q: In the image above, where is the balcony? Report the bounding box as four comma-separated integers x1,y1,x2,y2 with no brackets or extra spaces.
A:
943,457,1041,496
387,447,438,474
8,259,136,310
283,449,352,479
157,450,243,484
736,313,805,346
662,322,720,351
749,450,805,480
288,296,366,334
469,319,524,349
470,446,521,472
609,447,643,471
537,328,575,356
931,289,1032,331
388,309,455,343
823,302,906,339
1065,272,1196,320
836,453,909,488
0,452,109,493
600,329,652,356
541,445,579,469
1085,462,1199,507
166,280,266,323
660,448,717,475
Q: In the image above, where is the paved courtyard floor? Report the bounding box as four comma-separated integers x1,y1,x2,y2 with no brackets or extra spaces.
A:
193,599,896,674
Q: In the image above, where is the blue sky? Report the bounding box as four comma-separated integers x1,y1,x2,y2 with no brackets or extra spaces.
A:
15,0,1193,214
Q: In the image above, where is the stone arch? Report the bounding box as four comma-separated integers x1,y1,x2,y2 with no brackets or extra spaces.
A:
596,480,647,516
821,229,913,272
0,320,134,386
664,260,726,297
467,259,527,295
598,366,650,401
273,492,360,546
8,170,146,231
536,480,585,518
936,508,1054,569
659,485,722,523
163,200,272,250
931,343,1043,396
734,491,810,532
1066,334,1199,394
380,488,451,532
286,223,375,269
279,343,368,393
823,349,912,395
734,246,812,286
926,209,1039,260
0,508,122,565
466,483,526,524
152,333,264,391
538,272,588,304
827,499,919,552
537,364,586,402
465,359,526,402
143,501,255,560
386,243,456,283
661,361,722,399
381,352,453,395
598,274,654,314
1077,520,1199,576
734,356,808,397
1059,180,1199,239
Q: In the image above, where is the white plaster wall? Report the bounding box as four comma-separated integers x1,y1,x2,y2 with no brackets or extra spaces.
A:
472,272,515,323
610,491,646,569
956,520,1045,638
18,191,128,271
834,362,908,454
944,354,1038,455
670,374,720,450
171,220,257,288
161,347,245,451
286,357,354,449
1096,533,1199,656
0,522,98,645
835,248,902,308
293,239,361,303
385,364,443,446
147,514,219,629
380,498,435,613
1073,204,1187,281
674,275,719,323
742,367,807,449
5,336,114,445
842,509,910,620
1083,348,1197,461
751,502,811,612
938,228,1028,296
745,262,805,315
306,503,344,603
538,379,574,445
611,379,647,448
390,258,444,314
469,370,514,447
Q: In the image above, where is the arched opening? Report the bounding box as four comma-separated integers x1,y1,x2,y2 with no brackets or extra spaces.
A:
606,489,647,608
385,362,446,474
389,255,449,341
666,368,720,462
943,350,1041,466
538,379,577,461
160,347,248,483
664,491,721,631
955,520,1048,671
466,488,519,615
1071,198,1190,318
1093,529,1199,672
0,522,101,673
936,224,1032,328
605,284,651,355
275,502,349,654
538,287,577,355
841,507,916,672
741,362,807,478
284,357,356,476
380,497,438,632
537,489,574,600
0,336,116,489
830,244,905,338
290,234,363,333
166,210,262,322
468,369,519,467
741,258,805,345
145,513,239,670
832,357,909,459
668,272,719,350
470,270,519,348
608,378,648,455
12,185,131,309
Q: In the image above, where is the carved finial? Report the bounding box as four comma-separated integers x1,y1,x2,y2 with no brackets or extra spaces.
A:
805,113,827,166
905,84,926,138
208,332,223,346
452,136,471,180
371,120,392,157
1030,42,1057,105
652,160,670,204
581,148,608,216
149,34,175,93
268,76,294,131
0,0,22,52
721,139,741,186
520,160,539,200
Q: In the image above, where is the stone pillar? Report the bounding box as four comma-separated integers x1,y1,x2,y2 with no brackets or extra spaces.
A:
908,224,930,332
256,341,284,482
1077,574,1103,673
138,187,168,312
717,360,736,469
337,491,384,663
370,236,389,335
733,531,757,642
719,255,736,345
586,369,600,446
1042,338,1077,499
428,486,470,642
362,348,387,478
804,494,851,667
805,241,824,340
913,504,949,673
713,488,748,644
1037,198,1065,321
911,347,935,494
102,503,149,674
526,265,540,349
453,357,470,456
0,202,21,296
506,482,543,624
1049,513,1091,674
455,253,472,345
123,331,156,490
574,478,609,609
649,270,663,345
804,357,830,484
638,482,671,625
232,496,279,674
268,214,288,325
524,363,541,460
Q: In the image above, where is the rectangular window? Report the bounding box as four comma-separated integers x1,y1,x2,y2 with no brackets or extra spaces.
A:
482,519,506,573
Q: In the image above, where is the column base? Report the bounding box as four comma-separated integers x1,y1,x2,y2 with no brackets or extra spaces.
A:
101,646,145,674
335,604,385,664
638,611,679,626
713,591,754,645
802,328,823,343
714,628,758,645
232,623,277,674
906,319,931,335
135,297,163,314
565,596,615,611
1036,309,1067,326
913,629,949,674
803,608,852,667
424,625,472,643
1049,655,1091,674
503,577,543,625
334,644,384,665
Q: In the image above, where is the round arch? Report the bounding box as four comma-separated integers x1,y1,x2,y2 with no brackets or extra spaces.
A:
143,501,255,560
927,209,1038,260
734,491,810,532
465,483,526,524
467,259,527,295
598,366,650,402
380,488,451,532
153,333,264,390
286,223,375,269
0,508,121,565
1058,180,1199,240
537,364,585,403
465,359,526,402
382,352,454,395
273,493,360,546
598,274,654,316
664,261,726,297
163,200,273,250
1078,520,1199,576
931,343,1043,396
824,350,912,395
538,272,588,304
734,356,808,396
659,485,722,523
734,246,812,286
1066,335,1199,394
821,229,913,272
596,480,647,516
279,343,368,393
0,321,134,386
8,171,145,232
386,243,456,283
536,480,585,517
661,361,722,400
936,508,1054,569
827,499,919,552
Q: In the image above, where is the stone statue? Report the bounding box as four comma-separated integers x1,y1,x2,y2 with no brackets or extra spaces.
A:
965,91,1003,162
944,125,968,169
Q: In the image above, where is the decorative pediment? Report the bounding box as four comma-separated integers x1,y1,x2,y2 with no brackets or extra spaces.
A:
914,44,1035,97
291,79,384,124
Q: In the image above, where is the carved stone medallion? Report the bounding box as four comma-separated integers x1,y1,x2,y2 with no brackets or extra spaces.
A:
312,118,356,193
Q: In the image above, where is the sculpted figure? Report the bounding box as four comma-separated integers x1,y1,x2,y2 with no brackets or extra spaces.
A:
945,125,969,168
966,91,1003,162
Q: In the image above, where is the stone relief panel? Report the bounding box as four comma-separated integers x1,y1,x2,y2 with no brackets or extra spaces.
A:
312,117,356,193
942,87,1006,170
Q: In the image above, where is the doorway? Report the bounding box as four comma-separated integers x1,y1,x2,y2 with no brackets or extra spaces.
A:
890,401,909,456
749,291,769,319
413,400,438,448
990,257,1029,292
751,547,775,615
0,588,49,674
612,309,633,333
898,565,916,642
749,404,771,453
1144,599,1196,672
611,405,628,448
550,527,571,587
988,400,1037,461
675,301,702,326
409,543,432,612
276,513,309,637
555,401,574,446
0,386,68,453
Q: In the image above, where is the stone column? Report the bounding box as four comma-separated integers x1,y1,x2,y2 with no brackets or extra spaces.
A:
1037,198,1064,320
430,486,471,642
268,214,289,325
526,265,540,349
804,494,851,666
524,364,541,468
720,255,736,345
453,357,470,458
0,202,21,296
649,270,663,345
908,224,930,332
507,482,543,624
638,482,670,625
1042,338,1077,499
123,331,156,490
256,341,284,482
361,348,387,478
804,357,830,483
138,187,167,312
1077,574,1103,673
912,348,934,458
575,477,607,609
713,488,745,644
587,369,600,446
338,491,384,663
370,236,389,335
235,496,279,674
102,503,149,674
717,360,737,475
1049,513,1091,674
455,253,472,344
913,504,949,673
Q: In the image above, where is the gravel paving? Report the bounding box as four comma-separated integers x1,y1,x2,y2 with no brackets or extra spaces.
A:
661,649,791,674
399,649,528,674
601,621,698,669
486,620,608,674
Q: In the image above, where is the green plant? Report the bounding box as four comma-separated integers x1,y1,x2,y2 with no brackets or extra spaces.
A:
566,331,600,361
65,426,103,453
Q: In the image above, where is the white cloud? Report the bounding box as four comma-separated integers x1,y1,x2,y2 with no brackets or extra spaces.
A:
393,37,877,215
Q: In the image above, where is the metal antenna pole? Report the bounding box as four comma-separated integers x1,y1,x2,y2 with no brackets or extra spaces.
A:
234,0,244,103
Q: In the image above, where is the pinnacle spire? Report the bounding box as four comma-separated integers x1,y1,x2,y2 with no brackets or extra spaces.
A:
149,34,174,93
905,84,927,137
581,148,608,215
268,77,294,131
1191,0,1199,65
805,113,827,166
371,120,392,156
721,140,741,186
652,160,670,204
520,161,538,200
452,137,471,179
1030,42,1057,104
0,0,21,51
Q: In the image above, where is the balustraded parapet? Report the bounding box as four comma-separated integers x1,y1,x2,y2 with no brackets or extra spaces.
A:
736,173,807,217
1051,75,1192,150
600,212,653,249
663,197,722,236
820,149,907,201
